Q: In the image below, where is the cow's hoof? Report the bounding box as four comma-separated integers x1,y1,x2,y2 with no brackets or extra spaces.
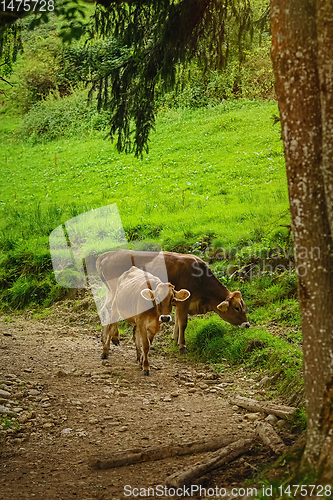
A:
112,338,120,346
143,370,150,376
179,347,188,354
101,353,108,359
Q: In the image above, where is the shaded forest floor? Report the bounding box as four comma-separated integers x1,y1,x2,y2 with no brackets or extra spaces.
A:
0,299,301,500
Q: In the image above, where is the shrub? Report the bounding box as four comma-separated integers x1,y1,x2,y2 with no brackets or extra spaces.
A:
240,42,276,100
19,90,112,141
13,33,70,111
156,41,274,111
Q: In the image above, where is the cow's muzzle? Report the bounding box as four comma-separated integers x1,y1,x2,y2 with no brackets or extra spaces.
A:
240,322,250,329
159,315,172,323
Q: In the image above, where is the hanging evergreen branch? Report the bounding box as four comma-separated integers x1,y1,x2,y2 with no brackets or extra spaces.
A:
0,22,23,80
0,0,267,156
85,0,256,156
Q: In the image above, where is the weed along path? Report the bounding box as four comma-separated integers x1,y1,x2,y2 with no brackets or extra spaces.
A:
0,300,299,500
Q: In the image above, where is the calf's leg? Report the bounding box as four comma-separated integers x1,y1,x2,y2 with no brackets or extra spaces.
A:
141,332,150,376
173,313,180,345
133,324,142,364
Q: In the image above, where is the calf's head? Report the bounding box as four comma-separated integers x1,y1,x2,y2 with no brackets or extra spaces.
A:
141,283,190,322
216,291,249,328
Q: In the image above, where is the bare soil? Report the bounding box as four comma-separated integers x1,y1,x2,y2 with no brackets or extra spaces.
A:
0,298,298,500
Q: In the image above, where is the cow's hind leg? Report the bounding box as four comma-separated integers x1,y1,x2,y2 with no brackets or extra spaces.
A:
101,323,118,359
111,323,120,345
101,324,111,359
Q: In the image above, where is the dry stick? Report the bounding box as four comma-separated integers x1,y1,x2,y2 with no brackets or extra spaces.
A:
166,436,255,488
229,396,297,419
256,421,287,454
90,435,239,470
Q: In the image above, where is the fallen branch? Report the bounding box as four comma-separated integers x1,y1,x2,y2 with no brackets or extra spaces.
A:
166,436,255,488
90,434,238,470
229,396,297,419
256,421,287,454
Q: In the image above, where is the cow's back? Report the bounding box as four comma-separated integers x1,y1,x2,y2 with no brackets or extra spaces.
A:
97,249,165,284
114,267,161,320
97,249,229,305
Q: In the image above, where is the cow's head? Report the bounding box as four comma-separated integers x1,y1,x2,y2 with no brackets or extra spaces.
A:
216,291,249,328
141,283,191,323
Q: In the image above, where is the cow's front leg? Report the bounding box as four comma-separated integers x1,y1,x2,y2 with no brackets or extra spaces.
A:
174,303,189,354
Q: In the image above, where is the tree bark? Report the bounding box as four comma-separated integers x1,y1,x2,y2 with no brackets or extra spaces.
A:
270,0,333,480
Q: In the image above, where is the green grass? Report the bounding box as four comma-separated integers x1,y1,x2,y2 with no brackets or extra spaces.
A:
184,315,303,403
237,272,300,326
0,99,289,309
0,415,20,430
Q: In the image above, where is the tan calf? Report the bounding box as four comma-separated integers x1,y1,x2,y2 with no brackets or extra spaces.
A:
101,266,190,375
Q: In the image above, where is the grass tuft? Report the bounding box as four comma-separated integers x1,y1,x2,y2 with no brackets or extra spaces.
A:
185,315,303,403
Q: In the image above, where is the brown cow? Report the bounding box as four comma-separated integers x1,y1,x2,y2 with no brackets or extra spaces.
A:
101,266,190,375
96,249,249,354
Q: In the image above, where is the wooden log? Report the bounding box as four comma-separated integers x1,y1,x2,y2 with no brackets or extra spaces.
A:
229,396,297,419
166,436,255,488
256,421,287,454
90,434,238,470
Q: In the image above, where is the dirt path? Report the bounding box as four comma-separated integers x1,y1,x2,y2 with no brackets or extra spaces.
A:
0,299,296,499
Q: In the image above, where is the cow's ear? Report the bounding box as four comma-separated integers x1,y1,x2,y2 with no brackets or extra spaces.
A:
231,291,242,299
217,300,229,312
141,288,155,301
174,289,191,302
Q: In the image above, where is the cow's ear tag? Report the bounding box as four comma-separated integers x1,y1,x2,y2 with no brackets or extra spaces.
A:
174,289,191,301
217,300,229,312
141,289,155,301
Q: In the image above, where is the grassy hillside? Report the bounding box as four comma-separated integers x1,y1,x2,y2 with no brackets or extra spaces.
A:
1,101,286,243
0,100,289,308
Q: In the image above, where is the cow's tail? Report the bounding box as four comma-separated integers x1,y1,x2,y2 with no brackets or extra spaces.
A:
96,256,111,291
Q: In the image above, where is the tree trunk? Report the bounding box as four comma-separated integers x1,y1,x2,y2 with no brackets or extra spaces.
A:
229,396,297,419
270,0,333,480
165,437,255,488
255,421,287,455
